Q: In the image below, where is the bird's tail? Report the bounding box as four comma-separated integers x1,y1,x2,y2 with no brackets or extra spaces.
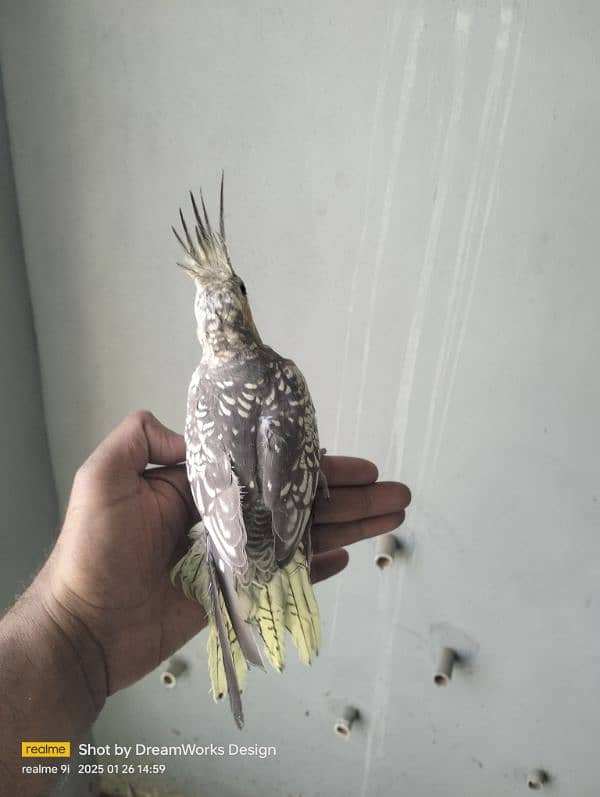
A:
171,530,320,722
251,546,321,670
170,524,249,728
206,547,246,728
281,546,321,665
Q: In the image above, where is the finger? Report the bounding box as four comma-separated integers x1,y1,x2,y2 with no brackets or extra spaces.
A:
90,411,186,476
314,481,411,524
311,548,349,584
313,511,405,554
320,456,378,486
155,583,209,666
144,464,200,530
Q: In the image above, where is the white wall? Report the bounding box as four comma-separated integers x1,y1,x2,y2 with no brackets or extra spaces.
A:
0,73,58,610
0,67,97,797
2,2,599,795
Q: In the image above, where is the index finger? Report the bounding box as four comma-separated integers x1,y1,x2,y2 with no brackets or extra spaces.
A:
314,481,411,524
320,455,379,486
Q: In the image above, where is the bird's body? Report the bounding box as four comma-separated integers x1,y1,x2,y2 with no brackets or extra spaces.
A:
185,345,320,585
171,179,324,728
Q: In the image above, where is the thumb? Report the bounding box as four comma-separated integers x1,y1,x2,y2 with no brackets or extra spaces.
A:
88,411,186,477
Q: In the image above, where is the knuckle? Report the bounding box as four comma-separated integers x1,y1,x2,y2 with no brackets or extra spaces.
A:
129,409,154,427
73,459,94,488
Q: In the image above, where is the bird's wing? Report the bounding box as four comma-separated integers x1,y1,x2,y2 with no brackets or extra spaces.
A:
185,373,264,677
185,375,248,572
257,358,321,566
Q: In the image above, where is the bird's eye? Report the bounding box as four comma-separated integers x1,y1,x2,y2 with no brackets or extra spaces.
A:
239,280,247,297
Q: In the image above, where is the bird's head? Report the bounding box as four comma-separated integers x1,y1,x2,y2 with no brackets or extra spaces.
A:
173,176,261,358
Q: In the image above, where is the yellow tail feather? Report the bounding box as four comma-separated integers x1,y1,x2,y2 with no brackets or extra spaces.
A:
281,549,321,665
252,573,286,671
207,595,248,701
170,522,210,605
173,526,320,693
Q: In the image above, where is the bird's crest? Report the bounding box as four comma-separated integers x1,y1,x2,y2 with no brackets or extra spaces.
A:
173,173,235,281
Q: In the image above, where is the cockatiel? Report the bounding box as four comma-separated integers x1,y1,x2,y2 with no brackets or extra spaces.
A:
170,177,327,729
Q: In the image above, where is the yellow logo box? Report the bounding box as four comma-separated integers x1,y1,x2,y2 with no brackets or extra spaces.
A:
21,742,71,758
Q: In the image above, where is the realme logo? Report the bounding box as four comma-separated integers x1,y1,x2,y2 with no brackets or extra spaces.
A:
21,742,71,758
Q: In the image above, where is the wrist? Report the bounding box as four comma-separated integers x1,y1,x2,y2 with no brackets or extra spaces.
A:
0,571,107,795
28,564,109,716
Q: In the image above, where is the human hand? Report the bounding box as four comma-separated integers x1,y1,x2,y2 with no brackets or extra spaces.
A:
33,411,411,703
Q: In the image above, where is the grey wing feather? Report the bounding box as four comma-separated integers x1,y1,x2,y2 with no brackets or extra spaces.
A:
186,378,248,572
257,359,320,566
186,374,262,667
206,539,244,729
214,562,264,669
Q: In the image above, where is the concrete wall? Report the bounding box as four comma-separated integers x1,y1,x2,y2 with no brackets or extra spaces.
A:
0,68,96,797
2,2,599,795
0,72,58,610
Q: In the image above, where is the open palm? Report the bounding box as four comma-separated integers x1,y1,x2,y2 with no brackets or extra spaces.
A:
46,412,410,694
